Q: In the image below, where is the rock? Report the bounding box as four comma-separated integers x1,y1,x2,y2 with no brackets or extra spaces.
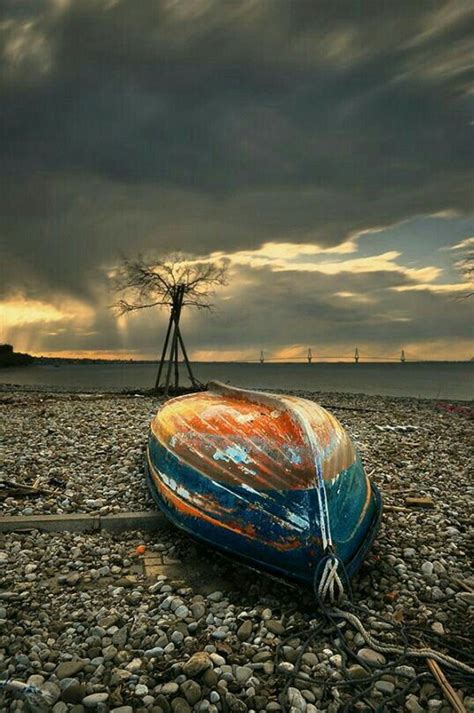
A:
125,657,143,673
287,687,307,711
395,665,416,678
283,646,298,663
432,561,446,575
161,682,179,695
56,660,86,680
103,644,118,660
175,604,190,619
181,680,202,705
347,664,369,680
421,561,434,576
82,692,109,707
431,586,445,602
375,680,395,695
210,653,226,666
171,630,184,644
155,694,171,713
266,619,285,636
329,654,342,668
202,668,218,687
183,651,212,677
27,675,46,688
278,661,294,674
135,684,148,696
62,683,87,704
191,602,206,619
301,652,318,667
145,647,164,658
112,625,128,647
357,648,386,667
405,694,424,713
431,621,444,635
458,592,474,605
208,591,223,602
171,698,192,713
53,703,69,713
235,666,252,683
41,682,61,705
226,692,248,712
237,620,253,641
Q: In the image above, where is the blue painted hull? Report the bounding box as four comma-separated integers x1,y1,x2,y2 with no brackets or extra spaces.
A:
146,443,381,583
146,383,382,585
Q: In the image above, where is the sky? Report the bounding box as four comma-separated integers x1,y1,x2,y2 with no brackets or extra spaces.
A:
1,0,473,362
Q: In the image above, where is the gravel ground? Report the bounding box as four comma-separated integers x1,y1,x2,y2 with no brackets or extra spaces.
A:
1,388,473,711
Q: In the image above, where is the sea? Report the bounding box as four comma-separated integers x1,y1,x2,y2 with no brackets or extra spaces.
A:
1,362,472,401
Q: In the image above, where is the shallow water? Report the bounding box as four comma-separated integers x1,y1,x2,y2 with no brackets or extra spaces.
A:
1,361,472,400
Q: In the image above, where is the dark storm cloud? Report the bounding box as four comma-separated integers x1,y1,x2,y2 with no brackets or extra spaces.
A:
0,0,473,355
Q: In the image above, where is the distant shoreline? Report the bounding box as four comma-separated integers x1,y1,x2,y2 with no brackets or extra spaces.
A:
2,357,473,366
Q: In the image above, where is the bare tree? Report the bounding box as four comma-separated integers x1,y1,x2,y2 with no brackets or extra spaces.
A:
112,252,228,394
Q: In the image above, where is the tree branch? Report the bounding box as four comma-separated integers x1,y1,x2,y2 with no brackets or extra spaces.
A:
110,252,228,315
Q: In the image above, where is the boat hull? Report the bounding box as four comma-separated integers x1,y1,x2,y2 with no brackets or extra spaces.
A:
146,382,382,584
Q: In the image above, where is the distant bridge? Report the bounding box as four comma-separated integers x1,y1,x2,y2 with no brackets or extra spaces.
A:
249,349,408,363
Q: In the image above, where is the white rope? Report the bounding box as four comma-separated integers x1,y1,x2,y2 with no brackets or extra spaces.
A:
318,555,345,605
329,608,474,676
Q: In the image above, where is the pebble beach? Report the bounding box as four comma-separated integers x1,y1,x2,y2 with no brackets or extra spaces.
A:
1,388,473,712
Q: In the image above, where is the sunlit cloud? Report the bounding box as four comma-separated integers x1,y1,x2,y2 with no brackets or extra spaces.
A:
391,283,471,293
1,298,68,328
207,244,441,283
334,292,374,303
446,236,474,251
0,295,94,353
1,19,53,82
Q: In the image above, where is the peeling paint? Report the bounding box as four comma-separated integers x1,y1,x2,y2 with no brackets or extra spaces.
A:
213,444,252,465
146,381,381,583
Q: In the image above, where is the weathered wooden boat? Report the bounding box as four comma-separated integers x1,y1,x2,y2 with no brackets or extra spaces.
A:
146,382,382,585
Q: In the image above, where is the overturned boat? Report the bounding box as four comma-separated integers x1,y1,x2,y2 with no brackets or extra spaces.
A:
146,382,381,584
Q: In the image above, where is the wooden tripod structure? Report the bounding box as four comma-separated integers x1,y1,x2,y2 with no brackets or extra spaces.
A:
154,284,199,396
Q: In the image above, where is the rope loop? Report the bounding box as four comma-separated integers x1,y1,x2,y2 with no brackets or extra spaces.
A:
313,550,350,607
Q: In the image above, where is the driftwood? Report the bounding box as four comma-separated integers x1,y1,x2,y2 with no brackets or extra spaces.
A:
405,496,435,507
453,577,474,593
0,479,55,498
427,658,466,713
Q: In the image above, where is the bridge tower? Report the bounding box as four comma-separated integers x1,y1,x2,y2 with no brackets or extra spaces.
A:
307,348,313,363
400,349,406,363
354,347,360,363
260,350,264,364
